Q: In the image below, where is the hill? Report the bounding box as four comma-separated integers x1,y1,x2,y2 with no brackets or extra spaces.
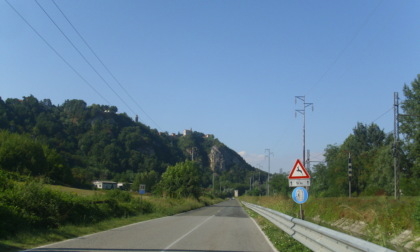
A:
0,95,264,194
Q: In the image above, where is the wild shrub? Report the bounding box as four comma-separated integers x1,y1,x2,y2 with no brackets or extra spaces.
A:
105,189,132,203
414,199,420,226
2,181,62,228
0,178,157,238
136,199,154,214
0,202,27,238
54,192,102,224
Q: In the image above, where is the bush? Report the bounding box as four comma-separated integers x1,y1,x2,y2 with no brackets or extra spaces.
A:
0,202,27,238
105,189,132,203
414,199,420,225
159,161,201,199
0,179,154,238
2,181,64,228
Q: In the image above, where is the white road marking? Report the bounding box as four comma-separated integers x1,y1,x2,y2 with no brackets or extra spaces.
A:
161,208,225,252
248,211,279,252
161,214,214,252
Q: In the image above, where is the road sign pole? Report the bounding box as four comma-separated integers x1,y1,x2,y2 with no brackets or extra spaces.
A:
300,205,304,220
292,187,308,220
290,161,310,220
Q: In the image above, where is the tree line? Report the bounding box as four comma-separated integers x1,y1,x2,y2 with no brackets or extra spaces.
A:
2,74,418,198
265,75,420,197
0,96,256,197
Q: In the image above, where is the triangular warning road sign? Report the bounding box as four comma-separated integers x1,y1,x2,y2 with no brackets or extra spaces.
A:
288,159,310,179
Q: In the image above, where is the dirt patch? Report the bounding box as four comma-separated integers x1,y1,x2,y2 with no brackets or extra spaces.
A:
391,230,420,251
331,218,367,237
329,218,420,251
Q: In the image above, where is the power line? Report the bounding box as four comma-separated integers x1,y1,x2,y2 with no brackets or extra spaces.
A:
34,0,138,117
4,0,112,105
372,106,393,123
51,0,162,130
306,0,385,95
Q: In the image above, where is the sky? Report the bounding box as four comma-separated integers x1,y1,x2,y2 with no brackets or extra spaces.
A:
1,0,420,175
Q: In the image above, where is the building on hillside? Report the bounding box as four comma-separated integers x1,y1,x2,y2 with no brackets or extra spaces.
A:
93,181,117,190
117,182,132,190
183,128,192,136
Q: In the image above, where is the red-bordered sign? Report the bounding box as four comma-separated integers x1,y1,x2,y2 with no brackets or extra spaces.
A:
288,159,310,179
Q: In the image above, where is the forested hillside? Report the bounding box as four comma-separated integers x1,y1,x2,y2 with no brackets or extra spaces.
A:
0,96,258,194
1,75,419,198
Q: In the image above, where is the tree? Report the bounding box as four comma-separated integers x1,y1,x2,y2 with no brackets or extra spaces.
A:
400,74,420,195
269,173,291,196
364,144,394,195
311,163,329,197
158,161,201,199
322,144,348,196
131,170,159,193
43,146,73,185
0,131,47,176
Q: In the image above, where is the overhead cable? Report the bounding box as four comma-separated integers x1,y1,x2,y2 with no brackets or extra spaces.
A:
4,0,112,105
34,0,138,117
373,106,393,123
51,0,162,130
305,0,385,95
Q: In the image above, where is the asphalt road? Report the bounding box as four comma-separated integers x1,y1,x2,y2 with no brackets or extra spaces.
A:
26,199,277,252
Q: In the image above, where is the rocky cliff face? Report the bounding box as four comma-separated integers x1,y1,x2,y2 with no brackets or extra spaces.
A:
209,145,249,173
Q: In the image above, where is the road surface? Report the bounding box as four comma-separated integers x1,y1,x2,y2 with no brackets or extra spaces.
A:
26,199,277,252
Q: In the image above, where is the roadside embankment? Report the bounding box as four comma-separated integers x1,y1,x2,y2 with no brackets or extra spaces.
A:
241,195,420,251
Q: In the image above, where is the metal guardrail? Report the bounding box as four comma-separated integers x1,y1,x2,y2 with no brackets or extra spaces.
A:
242,201,395,252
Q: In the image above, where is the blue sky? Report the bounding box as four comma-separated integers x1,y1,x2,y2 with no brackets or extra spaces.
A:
1,0,419,174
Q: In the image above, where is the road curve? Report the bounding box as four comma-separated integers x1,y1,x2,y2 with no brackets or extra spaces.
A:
26,199,277,252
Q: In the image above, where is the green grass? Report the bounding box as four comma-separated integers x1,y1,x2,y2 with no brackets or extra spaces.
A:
245,207,310,252
0,183,223,252
46,184,101,196
241,195,420,251
0,212,166,252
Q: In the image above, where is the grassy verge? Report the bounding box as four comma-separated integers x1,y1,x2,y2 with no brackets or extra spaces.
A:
46,184,101,196
0,212,165,252
0,179,223,252
241,195,420,251
244,207,310,252
0,196,222,252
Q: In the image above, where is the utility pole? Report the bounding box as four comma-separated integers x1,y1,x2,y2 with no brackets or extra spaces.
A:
265,149,273,196
348,152,352,198
191,147,198,161
393,92,400,200
295,96,314,167
252,172,255,188
306,150,311,172
212,172,215,193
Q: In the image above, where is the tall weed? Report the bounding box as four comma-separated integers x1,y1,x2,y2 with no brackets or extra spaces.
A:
414,199,420,230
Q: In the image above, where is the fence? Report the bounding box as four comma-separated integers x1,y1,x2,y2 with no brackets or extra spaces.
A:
242,201,395,252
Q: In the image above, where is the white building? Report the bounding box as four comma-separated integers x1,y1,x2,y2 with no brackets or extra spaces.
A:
93,181,117,190
183,129,192,136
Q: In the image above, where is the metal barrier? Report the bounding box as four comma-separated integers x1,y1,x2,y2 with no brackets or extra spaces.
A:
242,201,395,252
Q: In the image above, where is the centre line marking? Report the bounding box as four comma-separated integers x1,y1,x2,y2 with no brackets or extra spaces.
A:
161,214,215,252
